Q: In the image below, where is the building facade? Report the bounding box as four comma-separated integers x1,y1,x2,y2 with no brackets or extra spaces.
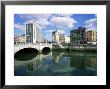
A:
59,34,65,43
14,35,20,45
86,30,97,42
19,34,26,44
52,31,59,43
26,21,42,43
70,27,87,44
35,23,43,43
52,30,65,43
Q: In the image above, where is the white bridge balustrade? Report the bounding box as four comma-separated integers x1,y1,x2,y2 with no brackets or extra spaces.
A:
14,43,52,54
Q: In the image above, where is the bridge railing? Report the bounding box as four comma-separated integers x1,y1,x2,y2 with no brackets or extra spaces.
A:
14,43,52,48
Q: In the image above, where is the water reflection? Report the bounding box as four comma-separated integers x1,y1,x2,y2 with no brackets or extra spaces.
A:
14,51,97,76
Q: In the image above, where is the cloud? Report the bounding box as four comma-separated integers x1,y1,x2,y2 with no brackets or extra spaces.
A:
55,14,73,17
35,18,50,28
19,14,51,28
17,14,76,29
16,14,76,31
57,30,65,34
85,18,97,31
14,23,25,31
24,20,41,29
50,16,77,28
45,29,65,34
45,29,55,33
19,14,51,20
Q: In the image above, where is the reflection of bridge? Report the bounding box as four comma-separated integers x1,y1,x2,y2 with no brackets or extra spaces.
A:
14,43,52,53
14,52,53,73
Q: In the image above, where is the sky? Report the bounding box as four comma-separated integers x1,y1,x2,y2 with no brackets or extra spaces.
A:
14,14,97,41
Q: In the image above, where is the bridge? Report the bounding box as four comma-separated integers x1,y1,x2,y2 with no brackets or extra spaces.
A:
14,43,52,54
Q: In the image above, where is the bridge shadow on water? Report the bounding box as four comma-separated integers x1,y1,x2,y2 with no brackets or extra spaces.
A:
14,48,38,61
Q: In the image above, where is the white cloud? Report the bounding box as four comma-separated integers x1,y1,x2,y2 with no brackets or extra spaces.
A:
24,19,48,29
45,30,55,33
55,14,73,17
14,23,25,31
57,30,65,34
34,14,51,19
44,29,65,34
19,14,51,28
50,16,77,28
85,18,97,24
17,14,76,30
35,18,50,28
19,14,51,20
85,18,97,31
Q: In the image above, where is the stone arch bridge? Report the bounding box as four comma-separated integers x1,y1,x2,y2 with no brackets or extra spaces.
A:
14,43,52,54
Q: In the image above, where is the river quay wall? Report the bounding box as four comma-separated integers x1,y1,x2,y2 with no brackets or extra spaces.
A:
52,44,97,52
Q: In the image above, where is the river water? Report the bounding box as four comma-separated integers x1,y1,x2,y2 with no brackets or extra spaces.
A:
14,50,97,76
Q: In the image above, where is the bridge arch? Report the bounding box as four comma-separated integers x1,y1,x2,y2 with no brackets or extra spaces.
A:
14,46,39,54
42,47,51,55
14,48,38,61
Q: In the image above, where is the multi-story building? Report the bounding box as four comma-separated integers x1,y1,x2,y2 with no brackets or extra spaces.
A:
26,21,42,43
70,27,87,44
86,30,97,42
59,34,65,43
14,35,20,45
52,31,59,43
19,34,26,44
52,30,65,43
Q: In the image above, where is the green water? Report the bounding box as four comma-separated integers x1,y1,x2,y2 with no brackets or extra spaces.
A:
14,50,97,76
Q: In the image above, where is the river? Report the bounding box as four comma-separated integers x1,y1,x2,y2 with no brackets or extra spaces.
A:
14,50,97,76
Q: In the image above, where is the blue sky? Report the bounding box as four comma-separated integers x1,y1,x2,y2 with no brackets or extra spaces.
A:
14,14,97,41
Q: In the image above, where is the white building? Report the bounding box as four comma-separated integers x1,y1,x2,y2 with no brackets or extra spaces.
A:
52,30,65,43
19,34,26,44
26,20,42,43
65,36,70,43
52,30,59,43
